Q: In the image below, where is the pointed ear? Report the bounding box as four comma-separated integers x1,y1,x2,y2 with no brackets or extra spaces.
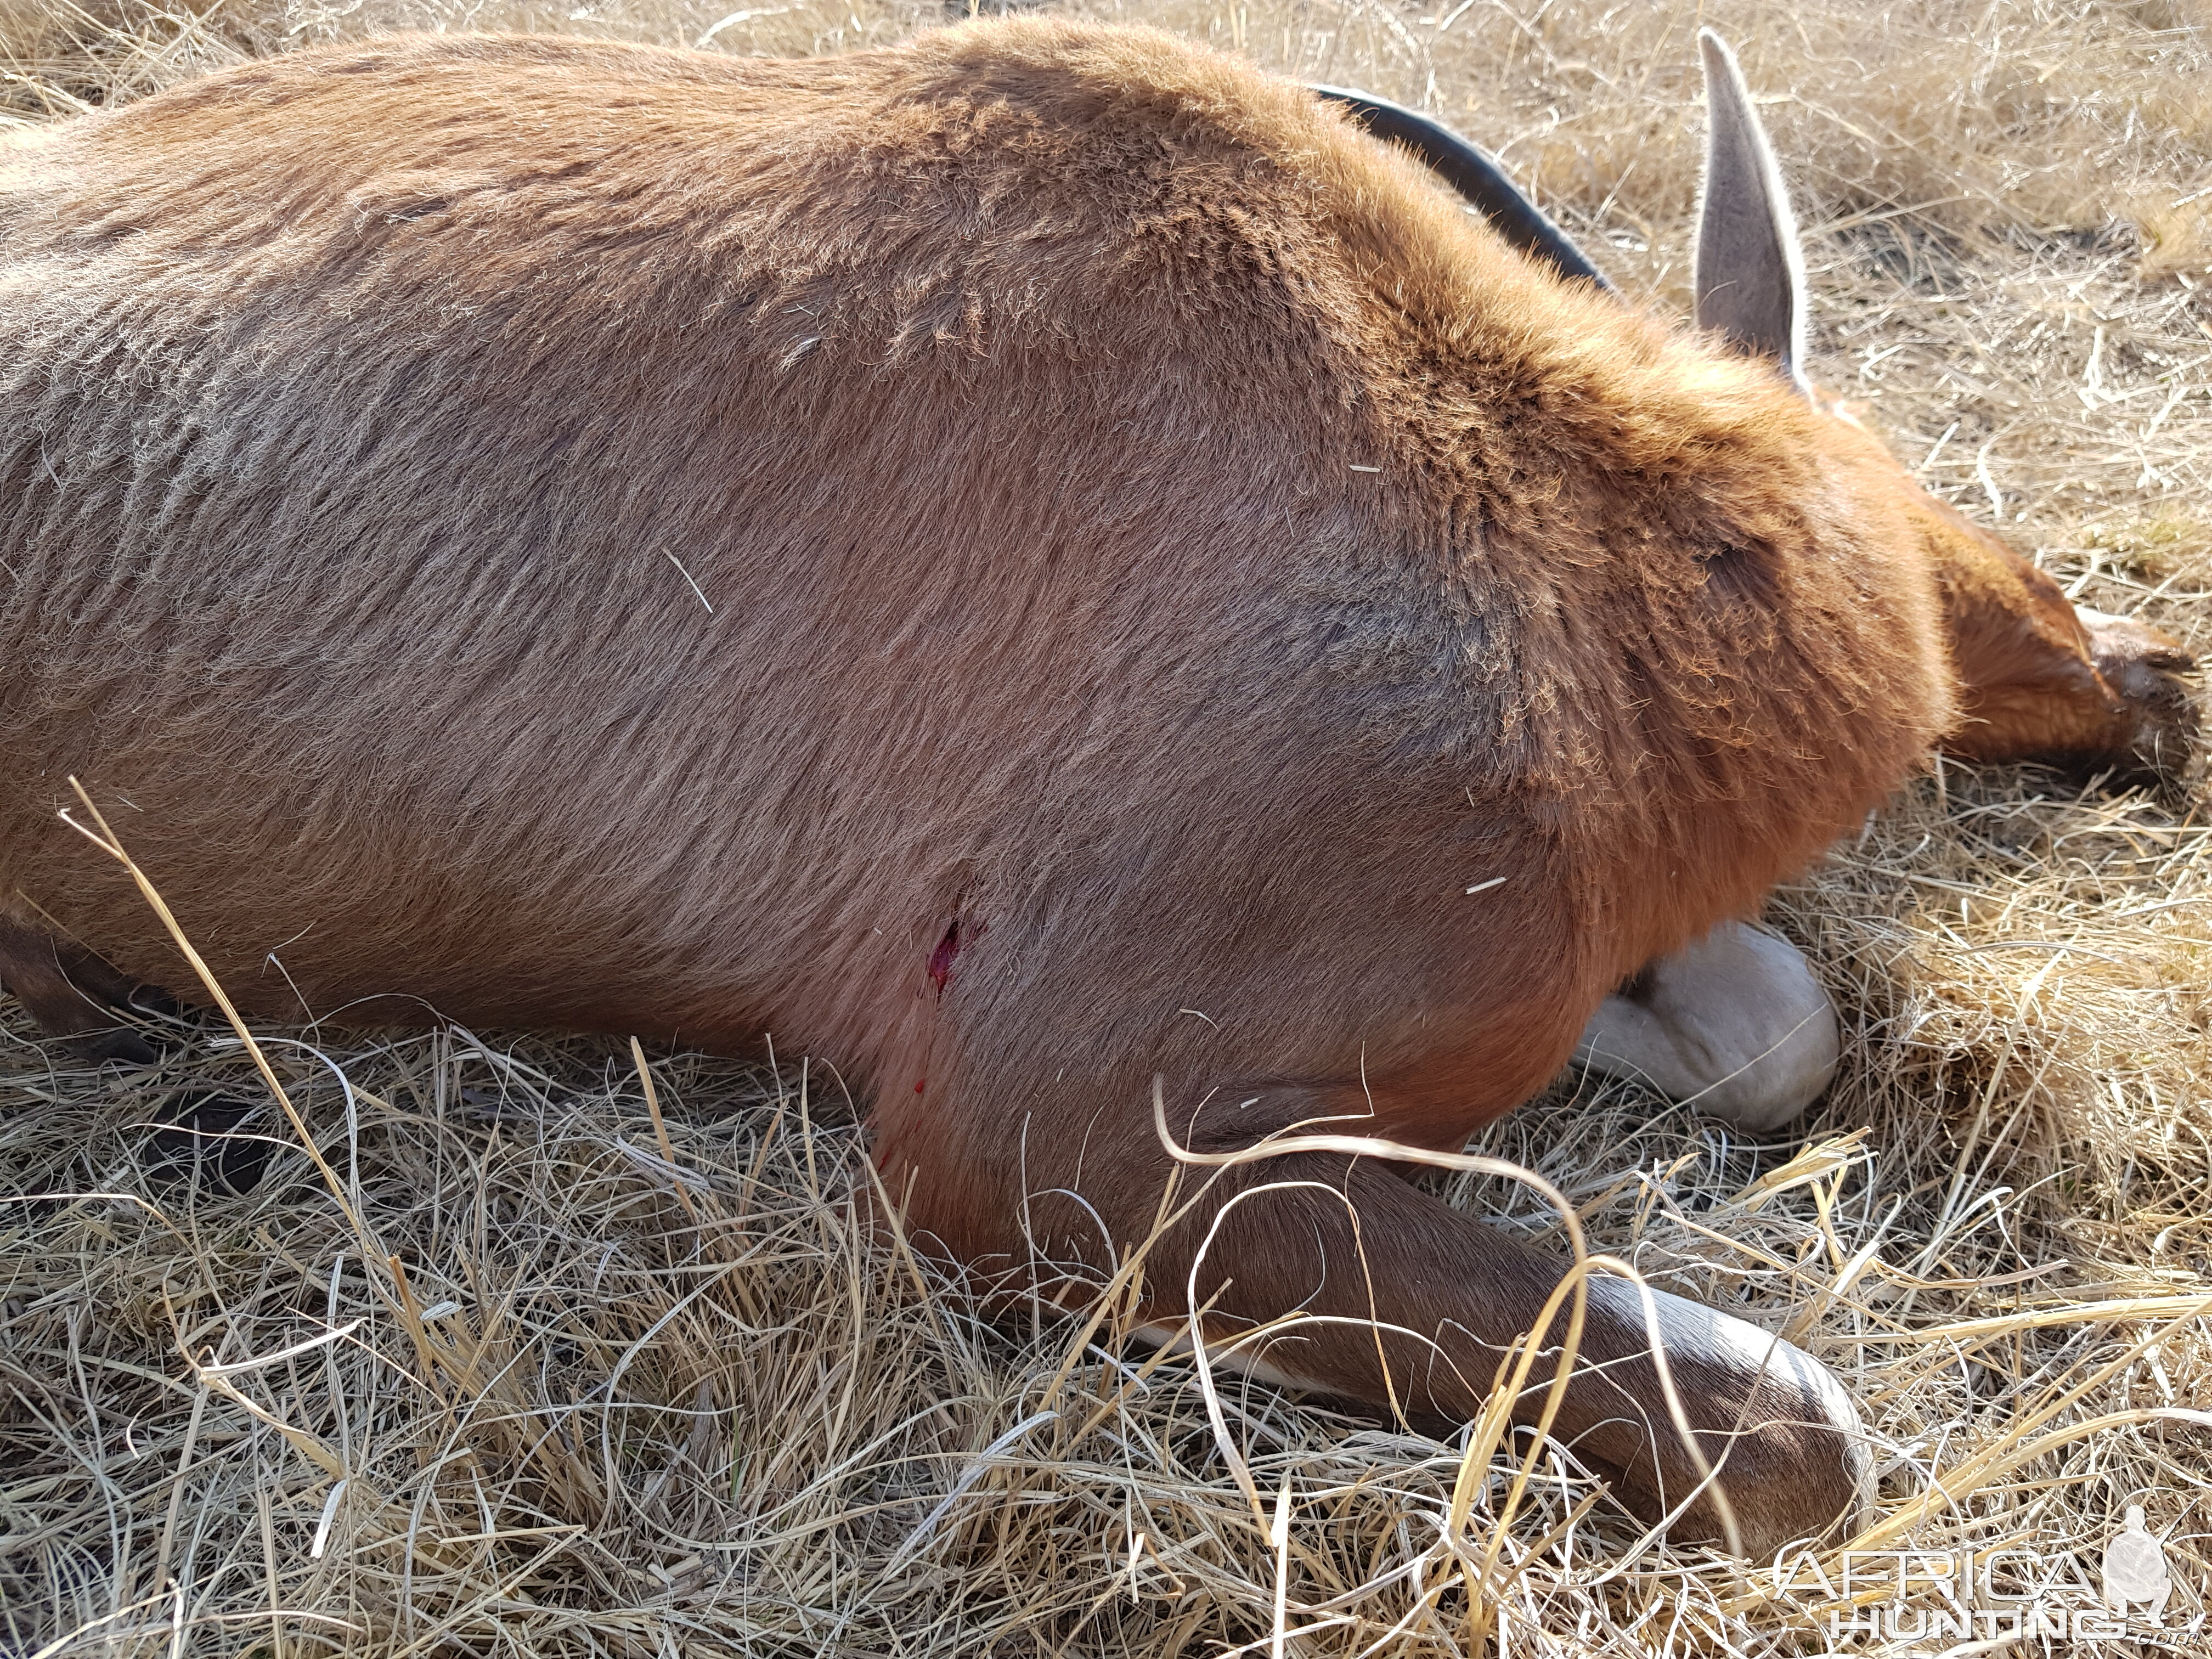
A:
1694,29,1809,394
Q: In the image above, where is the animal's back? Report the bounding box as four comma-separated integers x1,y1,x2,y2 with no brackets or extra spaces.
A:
0,22,1940,1103
1,31,1318,1043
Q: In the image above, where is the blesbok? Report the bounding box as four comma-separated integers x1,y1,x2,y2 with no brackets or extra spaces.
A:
0,19,2192,1558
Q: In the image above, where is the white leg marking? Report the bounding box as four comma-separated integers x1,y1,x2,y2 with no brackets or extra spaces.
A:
1583,1274,1876,1545
1129,1321,1318,1392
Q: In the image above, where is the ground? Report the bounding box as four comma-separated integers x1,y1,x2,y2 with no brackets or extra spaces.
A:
3,2,2211,1654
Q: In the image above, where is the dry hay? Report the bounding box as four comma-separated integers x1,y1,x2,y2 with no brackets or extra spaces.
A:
5,1,2212,1654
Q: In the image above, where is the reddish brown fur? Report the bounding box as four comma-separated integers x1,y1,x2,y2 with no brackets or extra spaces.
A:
1803,397,2194,780
0,21,2190,1553
1919,493,2194,775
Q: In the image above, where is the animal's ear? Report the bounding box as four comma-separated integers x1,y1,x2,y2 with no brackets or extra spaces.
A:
1693,29,1809,394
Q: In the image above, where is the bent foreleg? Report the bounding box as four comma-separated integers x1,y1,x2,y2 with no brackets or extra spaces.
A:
906,1093,1873,1561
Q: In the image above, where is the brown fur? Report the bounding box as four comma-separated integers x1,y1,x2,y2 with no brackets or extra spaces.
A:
1915,489,2196,776
0,20,2188,1554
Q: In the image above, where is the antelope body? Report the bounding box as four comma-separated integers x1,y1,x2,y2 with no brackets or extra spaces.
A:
0,20,2193,1555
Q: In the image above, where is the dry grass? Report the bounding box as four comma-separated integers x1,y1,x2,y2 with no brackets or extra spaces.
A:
6,1,2212,1654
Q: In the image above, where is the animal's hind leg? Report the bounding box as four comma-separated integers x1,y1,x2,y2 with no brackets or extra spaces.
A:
0,913,159,1062
1922,495,2199,785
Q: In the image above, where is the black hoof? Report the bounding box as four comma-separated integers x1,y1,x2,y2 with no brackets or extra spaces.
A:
83,1027,161,1066
143,1093,273,1195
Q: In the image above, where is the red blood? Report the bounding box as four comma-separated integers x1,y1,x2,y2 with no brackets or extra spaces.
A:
927,921,961,995
914,1078,926,1093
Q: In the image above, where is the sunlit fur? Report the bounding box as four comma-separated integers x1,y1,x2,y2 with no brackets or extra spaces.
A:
0,22,1949,1090
0,20,2183,1554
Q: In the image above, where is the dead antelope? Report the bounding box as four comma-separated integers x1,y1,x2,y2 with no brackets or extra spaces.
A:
0,20,2193,1557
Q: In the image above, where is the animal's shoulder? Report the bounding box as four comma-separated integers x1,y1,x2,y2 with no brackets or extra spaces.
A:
4,22,1812,501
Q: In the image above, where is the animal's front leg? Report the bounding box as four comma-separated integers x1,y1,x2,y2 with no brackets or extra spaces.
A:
887,1087,1872,1561
1111,1141,1869,1559
1574,921,1839,1131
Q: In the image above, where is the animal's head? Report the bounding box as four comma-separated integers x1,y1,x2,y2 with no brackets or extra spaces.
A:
1325,31,2198,788
1688,30,2194,785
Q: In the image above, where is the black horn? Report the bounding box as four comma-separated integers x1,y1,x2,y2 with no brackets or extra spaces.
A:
1311,85,1612,292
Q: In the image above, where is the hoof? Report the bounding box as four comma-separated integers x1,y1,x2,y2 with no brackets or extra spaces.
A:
1575,921,1839,1132
143,1093,272,1195
82,1027,161,1066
